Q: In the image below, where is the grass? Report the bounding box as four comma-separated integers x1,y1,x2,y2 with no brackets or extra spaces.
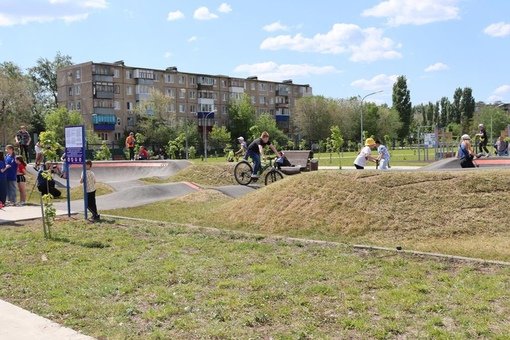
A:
3,162,510,338
1,218,509,339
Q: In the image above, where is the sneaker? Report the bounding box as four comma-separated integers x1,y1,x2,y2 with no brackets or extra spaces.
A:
250,174,259,179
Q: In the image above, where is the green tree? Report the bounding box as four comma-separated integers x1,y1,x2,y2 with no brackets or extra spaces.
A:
451,88,462,124
28,52,73,108
293,95,334,144
95,141,112,160
376,107,402,143
209,125,231,155
329,125,344,169
0,62,34,145
227,94,256,142
251,113,288,148
460,87,476,132
44,107,83,145
439,97,451,127
392,75,412,142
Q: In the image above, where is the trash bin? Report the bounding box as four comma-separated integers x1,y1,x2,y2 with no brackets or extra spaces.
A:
310,159,319,171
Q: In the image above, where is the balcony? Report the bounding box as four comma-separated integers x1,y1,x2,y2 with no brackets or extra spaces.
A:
92,114,117,131
93,74,113,82
93,107,114,115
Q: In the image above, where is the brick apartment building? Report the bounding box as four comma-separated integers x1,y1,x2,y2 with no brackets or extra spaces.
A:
57,60,313,144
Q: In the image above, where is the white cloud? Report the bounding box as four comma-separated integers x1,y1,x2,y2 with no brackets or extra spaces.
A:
234,61,339,81
362,0,460,26
484,22,510,37
263,21,289,32
260,24,401,62
167,10,184,21
193,7,218,20
188,36,197,43
351,74,399,91
0,0,108,26
424,62,449,72
218,3,232,14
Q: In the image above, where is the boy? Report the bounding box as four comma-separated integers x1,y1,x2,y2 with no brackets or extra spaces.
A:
80,160,100,221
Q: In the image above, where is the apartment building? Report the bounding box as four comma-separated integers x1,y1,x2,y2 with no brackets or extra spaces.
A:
57,61,313,143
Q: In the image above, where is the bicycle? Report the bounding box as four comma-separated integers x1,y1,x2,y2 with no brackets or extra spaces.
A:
234,156,284,186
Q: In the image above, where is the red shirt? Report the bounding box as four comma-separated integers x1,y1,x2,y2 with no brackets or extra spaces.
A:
17,163,26,175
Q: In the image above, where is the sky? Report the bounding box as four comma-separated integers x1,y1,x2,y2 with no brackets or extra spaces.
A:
1,0,510,106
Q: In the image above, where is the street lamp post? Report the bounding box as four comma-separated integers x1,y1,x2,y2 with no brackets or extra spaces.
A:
203,109,216,161
359,90,383,145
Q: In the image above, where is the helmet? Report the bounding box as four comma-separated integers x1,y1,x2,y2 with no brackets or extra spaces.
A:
365,138,376,146
461,134,471,140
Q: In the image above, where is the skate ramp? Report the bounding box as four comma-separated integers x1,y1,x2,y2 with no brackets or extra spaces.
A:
422,156,510,170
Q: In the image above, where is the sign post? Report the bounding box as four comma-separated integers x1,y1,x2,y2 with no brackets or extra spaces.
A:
64,126,87,219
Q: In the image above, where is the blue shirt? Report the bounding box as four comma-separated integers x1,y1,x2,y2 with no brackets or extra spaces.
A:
4,154,17,181
0,160,6,180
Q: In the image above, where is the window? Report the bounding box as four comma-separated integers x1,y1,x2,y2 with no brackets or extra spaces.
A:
76,101,81,110
179,75,186,84
126,70,132,79
126,86,132,95
98,132,108,141
127,116,135,126
127,102,133,110
114,101,120,110
179,104,186,113
259,96,266,105
114,69,120,78
190,76,196,85
165,74,174,83
68,87,73,96
189,90,196,99
223,93,228,101
190,104,196,113
74,85,81,95
251,83,256,91
114,85,120,94
75,69,81,80
251,96,256,104
166,88,175,98
114,132,121,141
179,89,186,99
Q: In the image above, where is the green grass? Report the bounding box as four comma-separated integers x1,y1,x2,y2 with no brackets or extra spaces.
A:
1,219,509,339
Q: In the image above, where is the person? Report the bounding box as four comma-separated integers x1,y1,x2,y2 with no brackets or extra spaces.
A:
475,123,490,156
494,136,508,157
234,136,247,161
15,156,27,206
80,160,100,221
353,138,378,169
15,125,31,163
2,145,18,205
375,140,391,170
59,152,68,179
138,145,149,160
36,162,62,198
34,140,43,170
458,134,476,168
125,132,136,160
245,131,281,179
0,152,7,207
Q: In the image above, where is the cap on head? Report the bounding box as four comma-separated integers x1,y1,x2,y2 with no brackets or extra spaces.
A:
479,123,484,127
237,136,244,141
461,134,471,140
365,137,376,146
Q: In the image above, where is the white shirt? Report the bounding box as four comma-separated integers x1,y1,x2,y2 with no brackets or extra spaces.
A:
81,169,96,193
354,146,372,167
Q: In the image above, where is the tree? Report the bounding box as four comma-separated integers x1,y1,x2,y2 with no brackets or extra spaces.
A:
451,88,462,124
0,62,34,145
28,52,72,108
376,107,402,143
460,87,475,132
44,107,83,145
251,113,288,149
439,97,451,127
293,95,334,144
392,75,412,142
209,125,231,155
329,125,344,169
227,94,256,142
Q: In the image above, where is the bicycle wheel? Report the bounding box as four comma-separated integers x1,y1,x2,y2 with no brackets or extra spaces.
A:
234,161,253,185
264,169,284,185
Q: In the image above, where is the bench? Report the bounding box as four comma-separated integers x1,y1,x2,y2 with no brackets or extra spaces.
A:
279,150,313,175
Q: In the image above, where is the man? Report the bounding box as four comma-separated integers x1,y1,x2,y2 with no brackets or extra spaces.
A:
375,140,391,170
245,131,281,179
15,125,31,163
125,132,136,160
234,136,247,161
3,145,18,205
36,162,62,198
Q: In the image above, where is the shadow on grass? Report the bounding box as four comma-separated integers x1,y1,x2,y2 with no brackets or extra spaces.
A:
51,236,110,249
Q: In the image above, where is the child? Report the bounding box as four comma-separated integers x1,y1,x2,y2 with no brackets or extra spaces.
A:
80,160,100,221
34,141,43,170
15,156,27,206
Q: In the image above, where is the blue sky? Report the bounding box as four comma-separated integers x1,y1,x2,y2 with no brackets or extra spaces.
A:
1,0,509,106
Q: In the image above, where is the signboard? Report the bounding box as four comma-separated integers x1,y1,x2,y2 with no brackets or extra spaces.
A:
424,133,436,148
65,126,85,164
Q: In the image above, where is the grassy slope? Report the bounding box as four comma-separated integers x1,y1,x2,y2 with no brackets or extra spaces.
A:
110,167,510,261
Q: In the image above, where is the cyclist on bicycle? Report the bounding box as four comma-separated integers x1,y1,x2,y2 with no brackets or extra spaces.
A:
246,131,281,179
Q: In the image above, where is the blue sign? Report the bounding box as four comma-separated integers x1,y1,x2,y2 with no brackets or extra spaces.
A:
65,147,84,164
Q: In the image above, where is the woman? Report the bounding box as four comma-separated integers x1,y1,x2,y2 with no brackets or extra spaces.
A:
458,134,476,168
353,138,378,169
